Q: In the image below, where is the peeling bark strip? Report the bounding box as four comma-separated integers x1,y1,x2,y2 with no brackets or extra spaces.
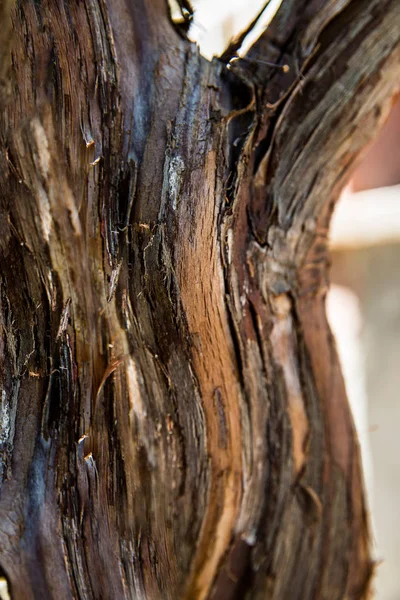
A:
0,0,399,598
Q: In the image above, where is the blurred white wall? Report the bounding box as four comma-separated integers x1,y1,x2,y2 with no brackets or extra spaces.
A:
330,225,400,600
189,0,283,59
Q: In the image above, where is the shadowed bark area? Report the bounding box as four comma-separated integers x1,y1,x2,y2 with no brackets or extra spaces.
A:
0,1,399,598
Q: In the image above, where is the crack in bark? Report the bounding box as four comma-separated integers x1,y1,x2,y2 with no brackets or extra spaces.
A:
0,0,399,598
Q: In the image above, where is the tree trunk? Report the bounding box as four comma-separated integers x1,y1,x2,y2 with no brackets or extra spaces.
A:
0,1,399,598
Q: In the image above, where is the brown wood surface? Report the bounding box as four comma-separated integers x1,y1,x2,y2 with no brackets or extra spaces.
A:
0,1,399,598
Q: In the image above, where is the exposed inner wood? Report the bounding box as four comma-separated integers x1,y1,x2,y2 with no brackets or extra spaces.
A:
0,1,399,599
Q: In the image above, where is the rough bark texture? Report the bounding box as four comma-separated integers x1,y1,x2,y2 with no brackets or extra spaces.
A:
0,1,399,598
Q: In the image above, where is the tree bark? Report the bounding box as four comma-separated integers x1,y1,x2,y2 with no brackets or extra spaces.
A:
0,1,399,598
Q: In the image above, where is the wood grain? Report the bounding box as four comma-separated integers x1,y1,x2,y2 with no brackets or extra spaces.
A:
0,1,399,598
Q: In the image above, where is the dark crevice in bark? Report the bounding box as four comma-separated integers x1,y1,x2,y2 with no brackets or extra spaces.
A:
0,0,399,598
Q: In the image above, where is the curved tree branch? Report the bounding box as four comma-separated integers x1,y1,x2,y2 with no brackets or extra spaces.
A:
0,1,399,599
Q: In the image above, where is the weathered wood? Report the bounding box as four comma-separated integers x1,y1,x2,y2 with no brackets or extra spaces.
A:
0,1,399,598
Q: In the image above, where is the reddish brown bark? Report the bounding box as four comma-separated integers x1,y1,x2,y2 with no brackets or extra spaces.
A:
0,1,399,598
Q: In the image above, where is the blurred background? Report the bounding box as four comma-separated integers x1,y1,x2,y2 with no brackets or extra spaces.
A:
329,101,400,600
172,1,400,597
